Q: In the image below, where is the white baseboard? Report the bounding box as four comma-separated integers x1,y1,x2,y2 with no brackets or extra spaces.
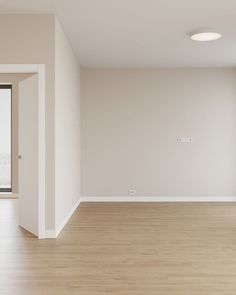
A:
45,198,81,239
44,195,236,238
81,196,236,202
45,230,57,239
55,198,81,237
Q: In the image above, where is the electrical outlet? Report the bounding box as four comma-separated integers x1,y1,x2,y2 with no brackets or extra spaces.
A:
128,189,136,196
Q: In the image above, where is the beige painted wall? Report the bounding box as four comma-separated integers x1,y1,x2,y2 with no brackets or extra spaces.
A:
0,15,55,229
0,15,81,232
81,69,236,197
55,19,81,228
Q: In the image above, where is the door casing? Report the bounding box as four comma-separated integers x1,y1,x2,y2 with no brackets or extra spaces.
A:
0,64,46,239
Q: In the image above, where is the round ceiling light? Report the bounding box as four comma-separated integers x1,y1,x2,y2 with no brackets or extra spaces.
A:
190,30,222,42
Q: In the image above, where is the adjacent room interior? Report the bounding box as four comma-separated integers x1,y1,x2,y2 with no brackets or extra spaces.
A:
1,1,236,294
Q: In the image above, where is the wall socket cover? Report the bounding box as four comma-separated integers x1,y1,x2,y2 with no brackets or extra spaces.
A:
128,189,136,196
177,137,193,143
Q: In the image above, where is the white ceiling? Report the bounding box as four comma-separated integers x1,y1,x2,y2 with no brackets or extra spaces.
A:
1,0,236,67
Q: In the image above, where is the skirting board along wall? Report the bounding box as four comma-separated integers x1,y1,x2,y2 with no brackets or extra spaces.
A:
45,198,81,238
81,196,236,202
45,195,236,238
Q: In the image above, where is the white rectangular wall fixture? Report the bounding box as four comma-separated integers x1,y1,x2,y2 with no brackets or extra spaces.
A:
177,137,193,143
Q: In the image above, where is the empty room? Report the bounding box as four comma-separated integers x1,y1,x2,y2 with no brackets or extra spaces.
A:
1,1,236,294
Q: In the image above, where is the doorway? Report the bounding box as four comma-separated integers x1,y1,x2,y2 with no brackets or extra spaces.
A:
0,65,46,239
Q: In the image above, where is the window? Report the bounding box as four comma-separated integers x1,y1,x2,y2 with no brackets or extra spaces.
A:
0,85,12,192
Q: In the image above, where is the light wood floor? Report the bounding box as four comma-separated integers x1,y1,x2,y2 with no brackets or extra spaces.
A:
1,200,236,294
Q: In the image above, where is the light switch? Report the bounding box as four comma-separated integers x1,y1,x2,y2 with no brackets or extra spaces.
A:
177,137,193,143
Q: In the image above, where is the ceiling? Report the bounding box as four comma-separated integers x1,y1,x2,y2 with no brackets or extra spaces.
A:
1,0,236,67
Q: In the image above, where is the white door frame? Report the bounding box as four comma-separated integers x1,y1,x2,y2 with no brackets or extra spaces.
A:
0,64,46,239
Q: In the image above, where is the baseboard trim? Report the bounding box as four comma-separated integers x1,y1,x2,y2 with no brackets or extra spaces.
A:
45,198,81,239
44,195,236,238
45,230,57,239
81,196,236,202
55,198,81,237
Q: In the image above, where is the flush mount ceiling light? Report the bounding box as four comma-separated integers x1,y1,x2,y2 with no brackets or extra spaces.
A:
190,29,222,41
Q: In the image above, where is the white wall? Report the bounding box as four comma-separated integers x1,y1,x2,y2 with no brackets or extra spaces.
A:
0,15,81,232
0,15,55,229
55,18,81,228
81,69,236,197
